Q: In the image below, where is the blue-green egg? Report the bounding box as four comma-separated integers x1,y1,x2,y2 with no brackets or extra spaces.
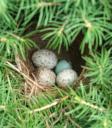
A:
55,59,72,74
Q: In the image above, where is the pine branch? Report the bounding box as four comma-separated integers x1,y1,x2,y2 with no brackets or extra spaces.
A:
83,49,112,90
0,32,36,59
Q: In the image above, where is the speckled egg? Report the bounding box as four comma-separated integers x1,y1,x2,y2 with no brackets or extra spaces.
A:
56,69,78,87
55,59,72,74
36,67,56,86
32,49,58,69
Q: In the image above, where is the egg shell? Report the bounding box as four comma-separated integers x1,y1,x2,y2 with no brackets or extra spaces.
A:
36,67,56,86
32,49,58,69
56,69,78,87
55,59,72,74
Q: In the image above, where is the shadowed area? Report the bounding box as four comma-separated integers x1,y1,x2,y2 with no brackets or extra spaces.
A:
28,32,85,75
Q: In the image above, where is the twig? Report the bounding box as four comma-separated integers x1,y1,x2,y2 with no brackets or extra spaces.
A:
7,62,44,90
45,120,51,128
49,112,57,118
75,96,105,112
38,2,61,8
29,96,68,114
0,105,6,110
64,122,68,128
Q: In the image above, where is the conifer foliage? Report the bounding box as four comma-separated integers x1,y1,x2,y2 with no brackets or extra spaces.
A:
0,0,112,127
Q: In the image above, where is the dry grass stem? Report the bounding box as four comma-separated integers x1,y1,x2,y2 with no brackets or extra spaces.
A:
6,56,51,96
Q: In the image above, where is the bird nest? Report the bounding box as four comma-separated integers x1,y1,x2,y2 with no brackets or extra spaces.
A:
7,33,86,97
